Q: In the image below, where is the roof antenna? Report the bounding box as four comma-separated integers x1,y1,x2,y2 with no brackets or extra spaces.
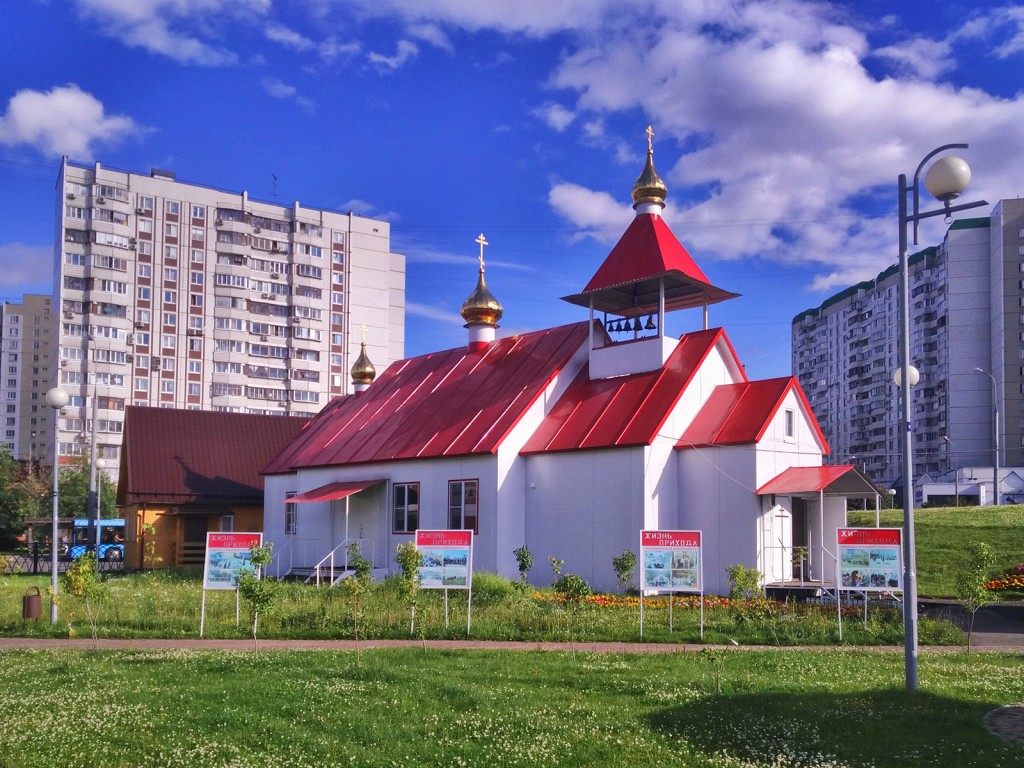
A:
271,173,279,203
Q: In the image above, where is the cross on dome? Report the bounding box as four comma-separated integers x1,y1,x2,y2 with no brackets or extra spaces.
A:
475,233,488,271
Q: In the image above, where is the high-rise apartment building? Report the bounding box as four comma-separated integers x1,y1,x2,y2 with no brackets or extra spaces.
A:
0,294,56,462
792,198,1024,492
53,158,405,476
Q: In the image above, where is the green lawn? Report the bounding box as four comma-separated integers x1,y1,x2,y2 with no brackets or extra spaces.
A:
847,504,1024,598
0,648,1020,768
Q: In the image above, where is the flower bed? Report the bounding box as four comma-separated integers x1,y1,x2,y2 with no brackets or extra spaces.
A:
984,563,1024,591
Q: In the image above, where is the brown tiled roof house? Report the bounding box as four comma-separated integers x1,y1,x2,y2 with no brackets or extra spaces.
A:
117,406,309,569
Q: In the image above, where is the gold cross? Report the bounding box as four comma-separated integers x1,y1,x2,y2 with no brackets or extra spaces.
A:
475,233,488,271
646,125,654,153
360,324,366,345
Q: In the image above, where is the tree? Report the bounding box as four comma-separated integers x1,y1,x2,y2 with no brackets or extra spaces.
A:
236,542,276,650
57,455,117,520
394,542,424,635
0,447,48,548
955,542,996,653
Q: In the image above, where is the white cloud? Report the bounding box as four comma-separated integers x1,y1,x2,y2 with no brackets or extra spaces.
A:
0,244,54,295
534,103,575,132
405,301,464,325
367,39,419,71
548,182,633,242
261,77,316,111
265,23,316,52
72,0,269,65
874,38,954,80
339,199,401,222
0,85,143,157
407,22,453,52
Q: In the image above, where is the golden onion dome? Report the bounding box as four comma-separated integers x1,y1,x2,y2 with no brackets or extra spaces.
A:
631,125,668,207
460,267,503,326
350,340,376,384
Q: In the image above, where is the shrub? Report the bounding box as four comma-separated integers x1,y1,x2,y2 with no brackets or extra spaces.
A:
726,564,764,601
472,572,518,605
553,574,593,602
513,545,534,588
611,549,636,593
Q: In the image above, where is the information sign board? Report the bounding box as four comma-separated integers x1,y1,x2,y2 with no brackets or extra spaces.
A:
836,528,902,592
415,529,473,589
640,530,702,592
202,532,263,591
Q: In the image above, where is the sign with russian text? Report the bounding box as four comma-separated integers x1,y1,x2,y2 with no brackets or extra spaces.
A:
836,528,902,591
415,529,473,589
640,530,702,592
202,532,263,591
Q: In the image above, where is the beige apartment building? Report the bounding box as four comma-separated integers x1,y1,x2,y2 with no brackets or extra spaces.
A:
50,158,405,477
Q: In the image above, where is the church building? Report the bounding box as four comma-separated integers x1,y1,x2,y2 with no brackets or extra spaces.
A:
262,131,875,595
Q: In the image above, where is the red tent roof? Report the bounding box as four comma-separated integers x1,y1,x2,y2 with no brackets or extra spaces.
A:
676,377,828,451
562,214,739,316
289,479,386,503
756,465,873,495
521,328,742,454
263,323,591,474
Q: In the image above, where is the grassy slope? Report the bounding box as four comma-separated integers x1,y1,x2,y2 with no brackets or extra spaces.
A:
847,504,1024,598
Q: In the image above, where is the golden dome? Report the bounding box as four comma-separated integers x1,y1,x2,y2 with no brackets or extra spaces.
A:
460,268,503,326
350,340,376,384
631,125,668,207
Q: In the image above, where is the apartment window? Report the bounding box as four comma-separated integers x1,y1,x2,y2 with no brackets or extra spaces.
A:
191,227,205,241
784,409,795,440
138,219,153,234
448,479,478,533
161,381,174,394
188,361,201,374
164,245,178,260
135,377,148,392
284,493,297,535
188,383,201,396
166,201,180,216
192,206,206,220
165,223,179,239
164,267,178,282
137,287,151,301
192,249,205,263
393,482,420,533
164,290,176,304
138,196,154,212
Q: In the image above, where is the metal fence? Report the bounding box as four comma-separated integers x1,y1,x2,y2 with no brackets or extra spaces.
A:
1,544,126,575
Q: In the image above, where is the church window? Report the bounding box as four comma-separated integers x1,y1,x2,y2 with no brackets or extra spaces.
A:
448,479,478,534
393,483,419,534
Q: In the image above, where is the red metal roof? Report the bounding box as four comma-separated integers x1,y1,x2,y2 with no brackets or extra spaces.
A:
755,465,874,495
676,377,828,450
520,328,739,455
289,479,385,503
117,407,310,507
561,214,740,315
263,322,592,474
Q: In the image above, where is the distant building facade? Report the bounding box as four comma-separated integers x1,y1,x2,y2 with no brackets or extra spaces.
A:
0,294,56,461
792,198,1024,496
50,158,406,479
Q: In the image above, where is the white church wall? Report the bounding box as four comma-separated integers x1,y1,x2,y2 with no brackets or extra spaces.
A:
677,444,760,595
525,447,646,592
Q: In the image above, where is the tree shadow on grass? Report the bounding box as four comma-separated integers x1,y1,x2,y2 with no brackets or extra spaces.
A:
650,689,1023,767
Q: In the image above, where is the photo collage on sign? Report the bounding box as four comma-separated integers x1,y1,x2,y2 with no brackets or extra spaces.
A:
839,547,900,589
644,547,700,591
420,548,469,588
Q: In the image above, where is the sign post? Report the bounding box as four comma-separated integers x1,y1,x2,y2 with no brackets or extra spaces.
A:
639,530,703,639
835,528,903,640
200,532,262,637
415,530,473,635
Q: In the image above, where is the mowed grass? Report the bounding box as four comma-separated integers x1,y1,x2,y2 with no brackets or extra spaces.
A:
0,648,1021,768
847,504,1024,598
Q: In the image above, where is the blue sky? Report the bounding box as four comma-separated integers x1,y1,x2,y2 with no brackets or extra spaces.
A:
2,1,1023,381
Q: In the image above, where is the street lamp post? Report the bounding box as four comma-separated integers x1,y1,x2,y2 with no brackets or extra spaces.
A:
45,387,68,624
896,144,986,692
973,368,1000,506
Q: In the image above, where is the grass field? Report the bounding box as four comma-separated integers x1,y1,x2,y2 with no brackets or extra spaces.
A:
0,648,1021,768
0,569,965,646
847,504,1024,598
